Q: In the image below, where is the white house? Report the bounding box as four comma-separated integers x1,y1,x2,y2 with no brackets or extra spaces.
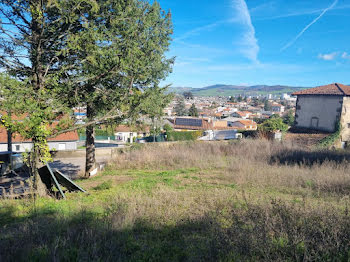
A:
271,103,285,114
115,125,150,143
0,126,79,152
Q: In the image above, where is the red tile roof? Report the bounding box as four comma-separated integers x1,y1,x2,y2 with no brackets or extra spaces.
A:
0,126,79,143
292,83,350,96
237,120,257,127
115,125,150,133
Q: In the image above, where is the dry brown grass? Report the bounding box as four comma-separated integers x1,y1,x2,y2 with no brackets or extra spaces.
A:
1,139,350,261
111,140,350,196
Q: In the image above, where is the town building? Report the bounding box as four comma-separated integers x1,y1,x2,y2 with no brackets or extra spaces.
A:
114,125,150,143
293,83,350,143
228,119,257,130
231,111,252,119
271,103,285,114
173,117,212,131
0,126,79,152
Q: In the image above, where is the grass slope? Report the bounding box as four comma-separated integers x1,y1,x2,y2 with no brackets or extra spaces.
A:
1,140,350,261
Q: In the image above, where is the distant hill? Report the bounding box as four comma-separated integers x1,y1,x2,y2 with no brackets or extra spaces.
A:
169,84,308,97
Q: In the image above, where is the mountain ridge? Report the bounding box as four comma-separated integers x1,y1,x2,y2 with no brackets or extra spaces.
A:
169,84,308,96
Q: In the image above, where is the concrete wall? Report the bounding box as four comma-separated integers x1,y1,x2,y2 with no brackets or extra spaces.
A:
0,141,77,153
295,95,343,132
52,147,124,159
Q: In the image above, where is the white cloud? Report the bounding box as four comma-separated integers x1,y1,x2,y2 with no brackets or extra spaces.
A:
174,21,225,42
318,52,338,61
256,4,350,21
231,0,260,63
342,52,350,59
281,0,338,51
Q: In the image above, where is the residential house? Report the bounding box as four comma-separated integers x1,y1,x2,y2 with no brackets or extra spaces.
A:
114,125,150,143
228,120,257,130
271,103,285,114
231,111,252,119
0,126,79,152
173,117,212,131
292,84,350,144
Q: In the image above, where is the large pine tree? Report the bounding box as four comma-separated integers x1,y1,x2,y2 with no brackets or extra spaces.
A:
61,0,174,177
0,0,97,188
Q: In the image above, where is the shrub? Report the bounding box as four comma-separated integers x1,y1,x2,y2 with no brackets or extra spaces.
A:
93,180,113,190
163,123,173,132
259,117,288,132
318,122,341,148
166,131,203,141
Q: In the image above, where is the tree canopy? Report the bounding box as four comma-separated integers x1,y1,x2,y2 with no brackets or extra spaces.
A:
0,0,174,180
188,103,199,117
174,96,187,116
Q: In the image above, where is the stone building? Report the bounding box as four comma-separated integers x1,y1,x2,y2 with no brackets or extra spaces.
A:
292,83,350,143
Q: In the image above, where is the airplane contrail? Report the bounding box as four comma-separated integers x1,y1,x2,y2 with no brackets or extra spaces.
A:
281,0,338,51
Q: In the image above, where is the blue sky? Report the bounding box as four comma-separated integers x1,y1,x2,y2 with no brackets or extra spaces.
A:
159,0,350,88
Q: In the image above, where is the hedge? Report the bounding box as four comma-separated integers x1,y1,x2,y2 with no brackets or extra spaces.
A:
166,131,203,141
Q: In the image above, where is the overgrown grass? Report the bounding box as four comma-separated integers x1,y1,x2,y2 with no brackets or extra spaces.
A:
1,140,350,261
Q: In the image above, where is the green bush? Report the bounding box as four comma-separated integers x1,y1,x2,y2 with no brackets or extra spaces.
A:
318,122,341,148
259,117,288,132
163,123,173,132
166,131,203,141
93,180,113,191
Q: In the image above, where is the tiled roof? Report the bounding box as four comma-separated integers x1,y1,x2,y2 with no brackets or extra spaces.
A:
292,83,350,96
0,126,79,143
115,125,150,133
173,117,213,130
236,120,257,126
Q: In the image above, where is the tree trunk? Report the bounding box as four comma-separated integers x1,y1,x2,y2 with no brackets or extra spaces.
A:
7,129,12,153
30,140,47,197
153,117,156,142
85,104,96,178
7,128,12,170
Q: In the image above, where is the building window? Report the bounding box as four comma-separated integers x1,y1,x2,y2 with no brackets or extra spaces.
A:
15,145,20,151
348,123,350,128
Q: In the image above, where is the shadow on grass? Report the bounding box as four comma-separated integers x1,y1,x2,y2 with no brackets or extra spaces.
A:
0,209,219,262
1,202,350,262
270,149,350,166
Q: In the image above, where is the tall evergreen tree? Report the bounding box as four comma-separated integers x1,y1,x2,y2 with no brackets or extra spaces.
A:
264,100,272,111
0,0,98,189
183,91,193,100
61,0,174,176
0,0,174,179
188,103,199,117
174,96,187,116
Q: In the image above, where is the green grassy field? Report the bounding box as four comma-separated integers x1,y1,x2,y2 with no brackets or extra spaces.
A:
1,140,350,261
